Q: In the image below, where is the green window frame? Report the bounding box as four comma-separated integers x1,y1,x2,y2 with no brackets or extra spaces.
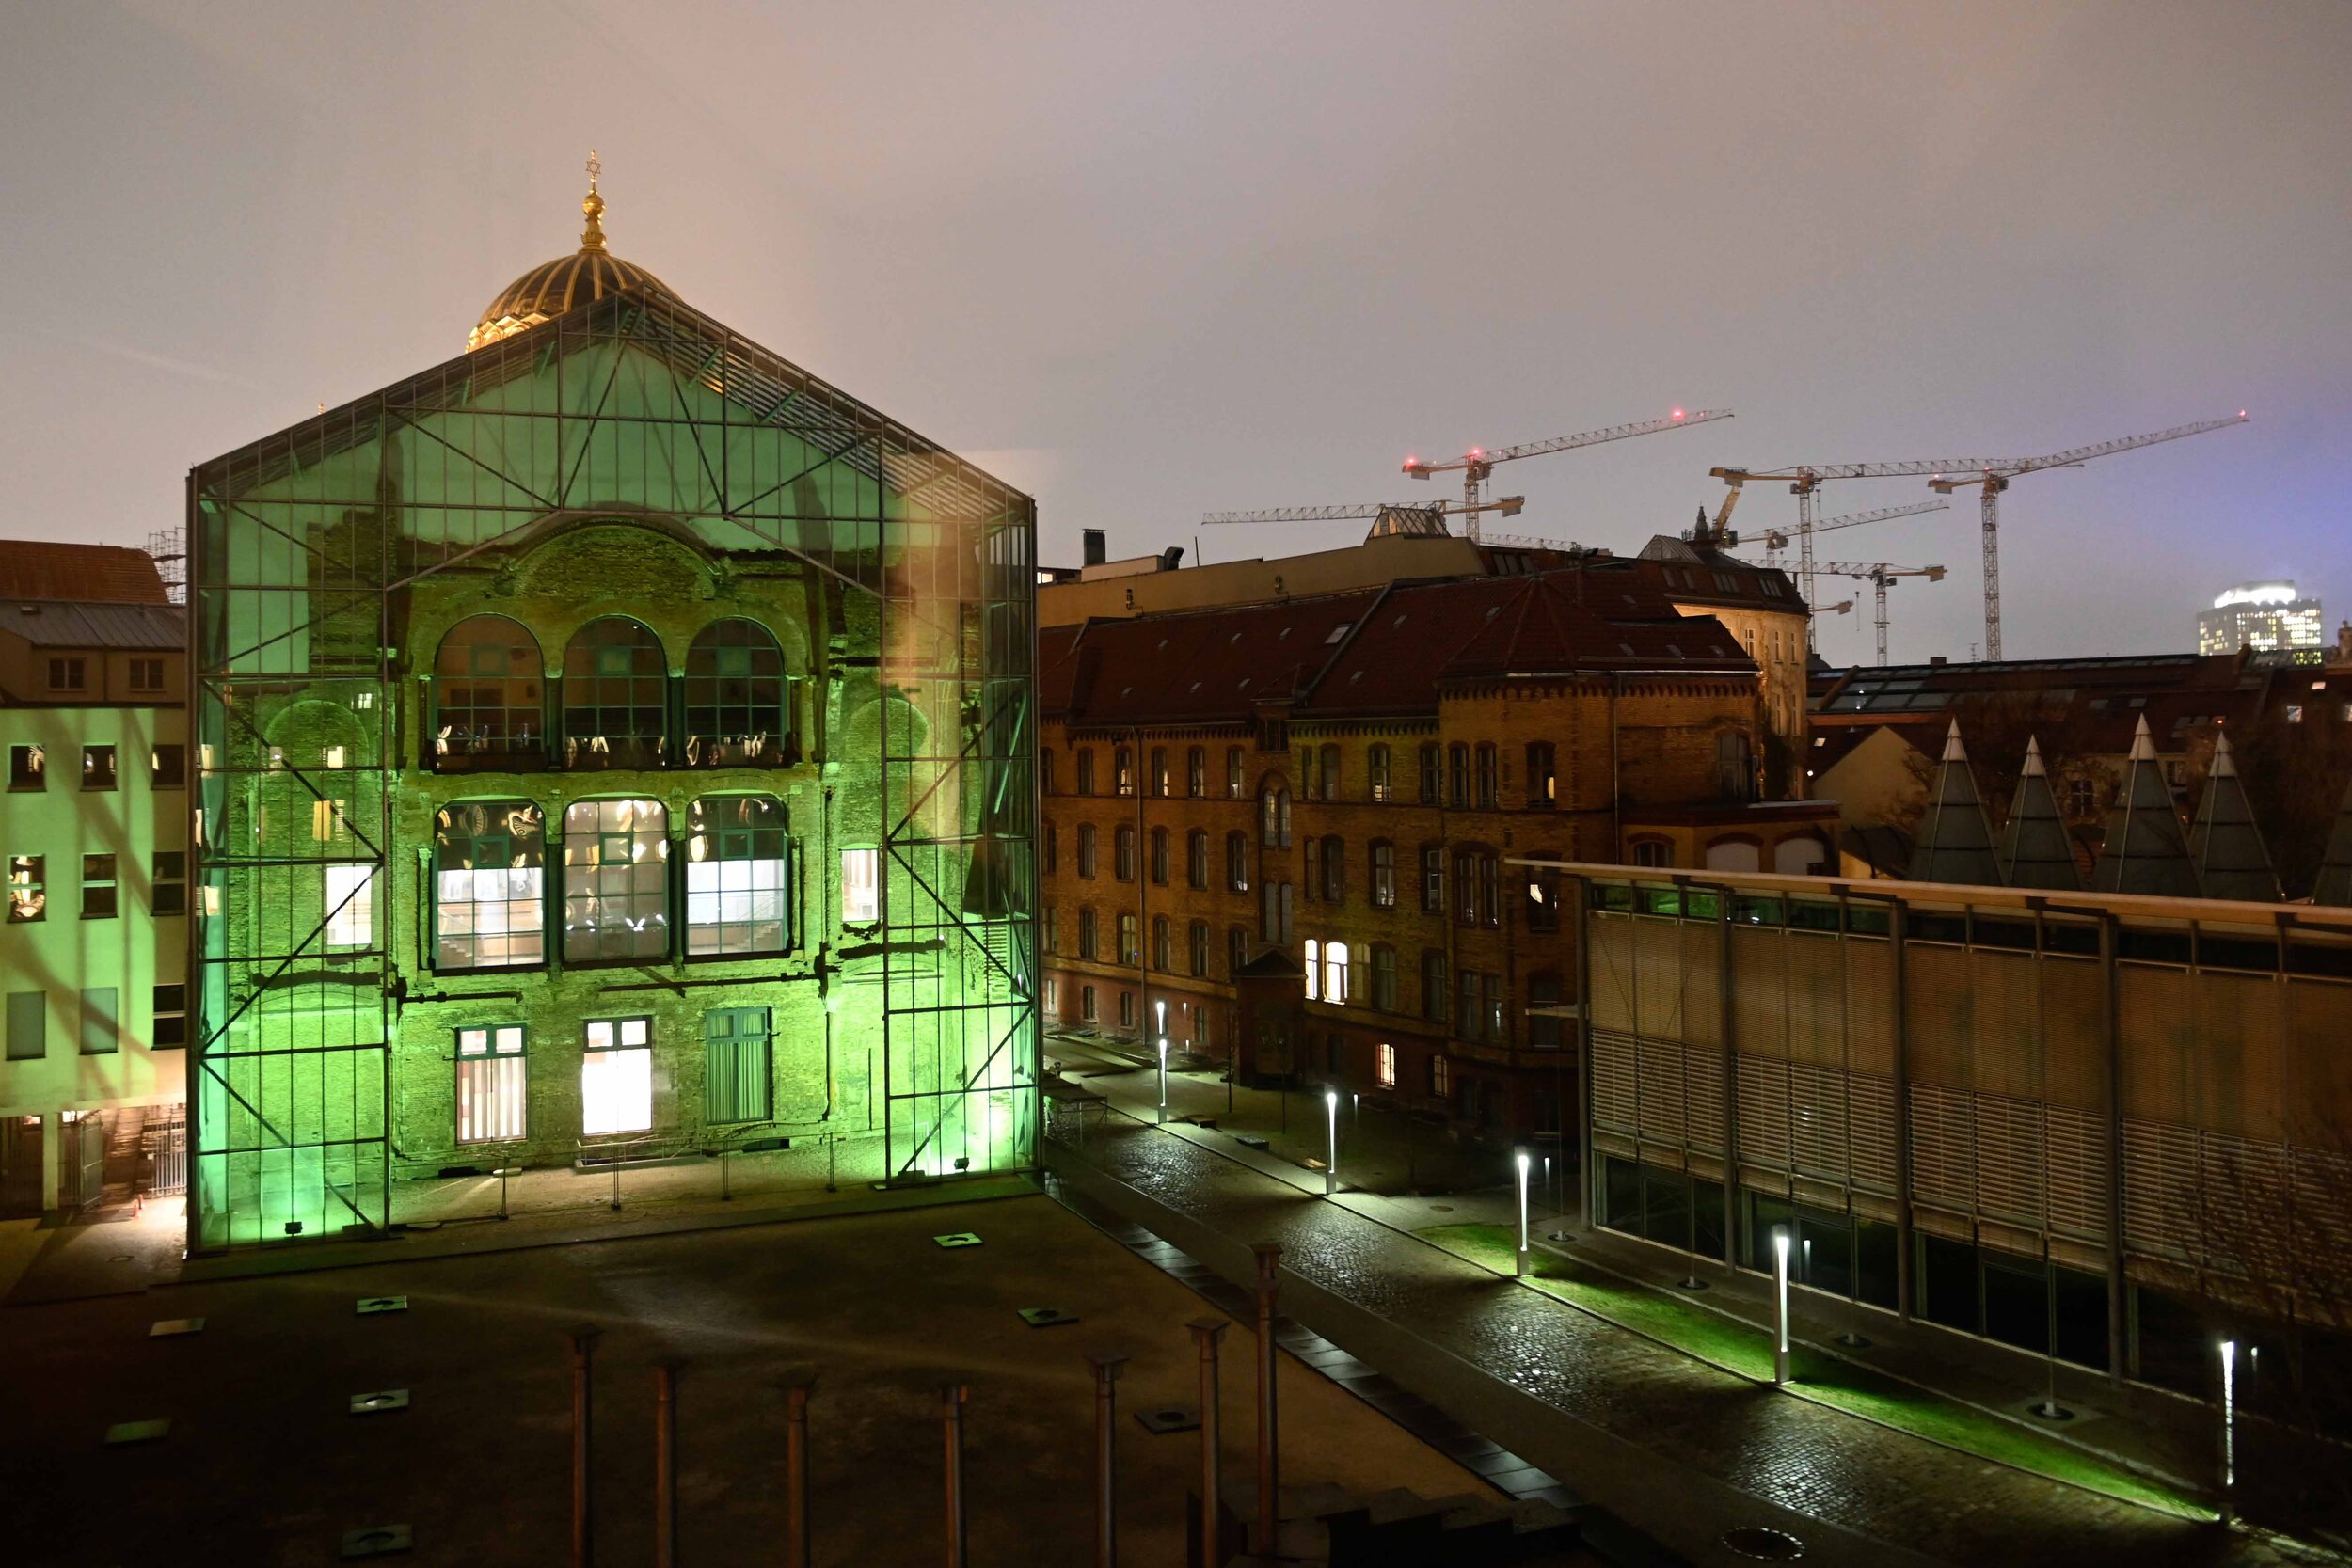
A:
82,854,117,920
685,795,791,957
5,991,44,1061
456,1023,528,1144
433,800,547,971
704,1007,773,1125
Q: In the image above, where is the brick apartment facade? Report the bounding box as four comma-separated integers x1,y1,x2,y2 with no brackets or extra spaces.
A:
1038,558,1839,1147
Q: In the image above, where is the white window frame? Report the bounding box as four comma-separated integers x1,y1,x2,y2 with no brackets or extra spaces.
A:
325,863,374,949
456,1023,527,1144
581,1016,654,1136
840,847,880,925
1324,942,1349,1005
1375,1042,1397,1088
1303,938,1321,1000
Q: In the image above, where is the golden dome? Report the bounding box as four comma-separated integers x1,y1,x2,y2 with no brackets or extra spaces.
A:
468,153,677,351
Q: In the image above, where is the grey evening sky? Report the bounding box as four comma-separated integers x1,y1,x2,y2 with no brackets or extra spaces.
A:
3,1,2345,663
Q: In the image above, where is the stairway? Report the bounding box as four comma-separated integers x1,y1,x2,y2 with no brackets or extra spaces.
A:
1207,1481,1607,1567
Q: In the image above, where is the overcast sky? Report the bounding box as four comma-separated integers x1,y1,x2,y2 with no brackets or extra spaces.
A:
3,1,2345,663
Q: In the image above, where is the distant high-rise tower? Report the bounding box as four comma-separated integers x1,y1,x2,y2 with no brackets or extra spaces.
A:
2198,581,2323,654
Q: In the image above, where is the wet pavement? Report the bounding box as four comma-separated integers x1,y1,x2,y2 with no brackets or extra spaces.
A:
1052,1115,2337,1568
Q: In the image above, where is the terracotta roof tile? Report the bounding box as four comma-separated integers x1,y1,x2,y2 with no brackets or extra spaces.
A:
0,542,169,605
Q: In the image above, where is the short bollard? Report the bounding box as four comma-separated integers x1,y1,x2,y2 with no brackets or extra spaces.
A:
1251,1244,1282,1554
782,1370,817,1568
567,1327,602,1568
941,1382,970,1568
1087,1354,1128,1568
1189,1318,1231,1566
654,1361,681,1568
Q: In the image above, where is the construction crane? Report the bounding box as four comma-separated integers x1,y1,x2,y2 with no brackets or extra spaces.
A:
1753,499,1949,570
1200,495,1525,530
1711,456,2018,639
1805,562,1948,666
1404,409,1733,541
1926,414,2247,658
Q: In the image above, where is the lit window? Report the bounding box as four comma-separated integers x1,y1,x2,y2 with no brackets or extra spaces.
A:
1324,942,1350,1004
82,745,117,792
8,745,42,790
1304,938,1321,1000
686,795,789,956
8,855,45,922
434,615,545,769
433,800,547,971
562,618,668,768
1431,1052,1451,1099
841,847,880,925
581,1017,653,1136
325,863,374,948
685,619,791,767
456,1024,527,1144
1375,1042,1396,1088
563,799,670,961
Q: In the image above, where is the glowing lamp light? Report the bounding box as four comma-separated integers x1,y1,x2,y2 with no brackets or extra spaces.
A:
1323,1087,1340,1196
1771,1227,1792,1386
1671,407,1685,420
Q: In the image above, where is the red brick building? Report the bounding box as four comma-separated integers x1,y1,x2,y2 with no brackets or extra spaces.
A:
1038,559,1839,1146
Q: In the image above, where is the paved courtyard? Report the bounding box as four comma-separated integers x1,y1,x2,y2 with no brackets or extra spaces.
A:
0,1193,1506,1567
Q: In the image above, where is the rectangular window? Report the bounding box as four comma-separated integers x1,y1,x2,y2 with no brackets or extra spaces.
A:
1189,921,1209,977
1228,926,1248,976
1081,984,1098,1022
1304,938,1321,1000
324,863,374,947
1042,821,1057,875
1227,748,1245,799
1042,904,1060,955
1324,942,1350,1004
435,800,547,970
1152,914,1171,971
1369,745,1391,802
1448,743,1468,808
1187,748,1207,798
47,657,86,692
581,1017,654,1136
686,796,790,956
1475,744,1498,808
457,1024,528,1144
1456,970,1479,1037
1375,1042,1397,1088
1150,747,1169,797
5,991,44,1061
705,1007,773,1124
82,854,117,919
1043,976,1059,1015
1421,846,1443,912
1419,743,1440,804
1526,741,1556,808
841,847,880,924
564,799,670,961
151,984,186,1049
1372,945,1397,1011
151,744,185,789
1371,842,1395,908
1120,990,1136,1029
82,745,117,792
1077,750,1097,796
8,745,42,791
149,851,187,917
80,987,119,1055
128,657,166,692
8,855,44,922
1118,912,1140,967
1079,907,1099,958
1431,1053,1451,1098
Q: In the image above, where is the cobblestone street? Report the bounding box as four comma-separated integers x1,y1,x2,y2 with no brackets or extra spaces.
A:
1052,1114,2336,1568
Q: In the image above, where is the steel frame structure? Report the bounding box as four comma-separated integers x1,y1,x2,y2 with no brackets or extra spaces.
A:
187,288,1038,1249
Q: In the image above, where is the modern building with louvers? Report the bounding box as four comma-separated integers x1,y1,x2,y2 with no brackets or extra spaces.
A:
186,166,1038,1250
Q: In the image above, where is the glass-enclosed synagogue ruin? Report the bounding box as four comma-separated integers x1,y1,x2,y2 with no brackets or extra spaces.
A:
187,183,1037,1249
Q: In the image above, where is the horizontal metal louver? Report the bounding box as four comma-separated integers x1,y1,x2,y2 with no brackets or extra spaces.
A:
1731,927,1787,1059
1785,932,1845,1067
1681,921,1724,1048
1908,1083,1976,1212
1636,1034,1688,1148
2122,1117,2200,1262
2043,1105,2110,1243
1736,1054,1791,1169
1845,940,1897,1075
1683,1041,1728,1152
1590,1028,1638,1133
1634,918,1686,1039
1973,1092,2046,1227
1789,1062,1849,1182
1849,1071,1898,1195
1589,916,1637,1033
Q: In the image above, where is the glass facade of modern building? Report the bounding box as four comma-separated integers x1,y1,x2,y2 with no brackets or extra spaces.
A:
188,286,1038,1250
1564,863,2352,1400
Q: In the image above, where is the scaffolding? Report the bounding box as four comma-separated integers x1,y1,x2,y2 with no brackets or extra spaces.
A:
188,288,1038,1249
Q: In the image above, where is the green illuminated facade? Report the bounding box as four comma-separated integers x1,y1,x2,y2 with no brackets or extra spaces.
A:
187,205,1038,1249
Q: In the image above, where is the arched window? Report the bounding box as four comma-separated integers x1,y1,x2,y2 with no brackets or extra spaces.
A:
1324,942,1350,1004
1705,837,1762,872
1115,825,1137,882
685,619,790,768
1370,840,1396,908
1320,835,1345,902
433,800,545,971
1114,747,1136,797
1448,743,1470,807
1319,744,1342,801
1371,943,1397,1011
1150,747,1169,798
1418,743,1441,804
563,618,668,769
1631,838,1675,868
1076,823,1098,879
1150,826,1170,885
1260,784,1292,847
1368,743,1391,802
1189,921,1210,977
563,799,671,961
1186,747,1206,798
685,795,789,956
1421,950,1447,1022
432,616,544,770
1226,831,1250,893
1187,830,1209,890
1226,748,1245,799
1228,925,1248,976
1773,836,1828,875
1152,914,1171,970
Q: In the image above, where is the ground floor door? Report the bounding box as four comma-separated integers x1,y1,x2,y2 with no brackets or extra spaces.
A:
0,1115,42,1215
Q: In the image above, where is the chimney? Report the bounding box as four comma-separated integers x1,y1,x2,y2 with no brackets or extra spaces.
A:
1082,529,1106,567
1929,655,1947,666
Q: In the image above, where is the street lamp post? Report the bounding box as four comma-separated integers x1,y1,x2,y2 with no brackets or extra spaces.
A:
1514,1148,1533,1277
2218,1338,2237,1523
1323,1087,1339,1196
1155,1010,1169,1126
1772,1227,1792,1386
